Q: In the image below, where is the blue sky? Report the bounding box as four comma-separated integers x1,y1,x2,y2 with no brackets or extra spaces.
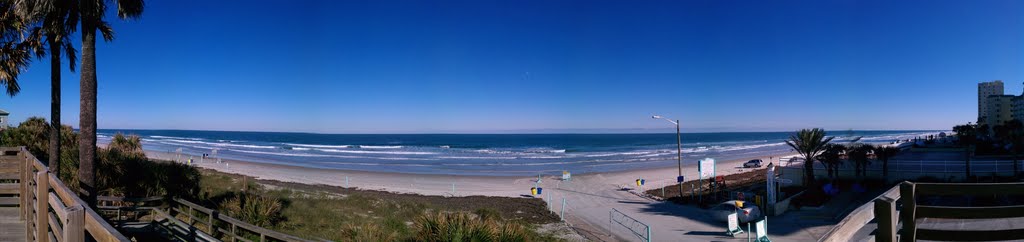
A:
1,0,1021,133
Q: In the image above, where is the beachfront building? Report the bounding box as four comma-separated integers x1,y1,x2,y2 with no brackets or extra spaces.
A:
979,80,1005,125
0,109,8,129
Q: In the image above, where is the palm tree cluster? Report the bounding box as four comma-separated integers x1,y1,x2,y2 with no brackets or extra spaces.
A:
787,129,905,185
0,0,144,206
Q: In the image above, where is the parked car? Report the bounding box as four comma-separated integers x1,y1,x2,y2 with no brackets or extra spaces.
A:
743,159,763,168
709,200,762,223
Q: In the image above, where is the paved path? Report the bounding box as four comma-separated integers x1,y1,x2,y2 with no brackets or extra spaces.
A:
0,207,25,241
542,172,844,242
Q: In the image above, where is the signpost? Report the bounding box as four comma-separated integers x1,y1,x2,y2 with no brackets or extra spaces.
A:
766,163,776,216
699,158,716,204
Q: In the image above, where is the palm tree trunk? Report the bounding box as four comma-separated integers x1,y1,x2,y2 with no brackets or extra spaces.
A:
882,159,889,178
965,146,972,181
79,11,98,207
804,157,815,186
48,37,60,176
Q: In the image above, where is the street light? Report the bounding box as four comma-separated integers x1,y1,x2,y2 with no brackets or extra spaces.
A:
652,115,684,198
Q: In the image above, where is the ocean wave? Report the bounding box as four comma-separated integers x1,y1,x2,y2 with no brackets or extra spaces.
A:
150,135,205,141
318,149,436,155
162,139,276,149
284,143,352,149
358,145,403,149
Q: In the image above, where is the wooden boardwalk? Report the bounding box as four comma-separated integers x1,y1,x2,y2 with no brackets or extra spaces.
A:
0,207,25,241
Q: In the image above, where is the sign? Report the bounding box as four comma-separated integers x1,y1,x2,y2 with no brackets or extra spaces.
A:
699,158,716,179
562,171,571,181
766,163,777,215
755,218,770,241
677,175,685,183
726,212,744,236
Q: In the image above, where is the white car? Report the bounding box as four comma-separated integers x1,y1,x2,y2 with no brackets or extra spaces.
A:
709,200,762,223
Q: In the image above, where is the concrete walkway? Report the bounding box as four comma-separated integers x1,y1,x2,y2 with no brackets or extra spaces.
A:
543,172,846,242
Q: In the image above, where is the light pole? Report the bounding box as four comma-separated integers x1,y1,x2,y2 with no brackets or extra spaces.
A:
652,115,684,198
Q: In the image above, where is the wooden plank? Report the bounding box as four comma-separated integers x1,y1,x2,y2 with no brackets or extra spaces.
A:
917,228,1024,241
900,182,917,242
917,205,1024,219
173,198,308,242
49,192,68,221
36,171,48,242
97,196,163,203
64,204,84,242
0,183,20,194
874,196,897,242
0,172,21,180
0,197,20,206
49,212,63,242
915,182,1024,196
47,170,131,242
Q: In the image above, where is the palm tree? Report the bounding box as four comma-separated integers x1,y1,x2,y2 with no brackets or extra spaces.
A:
78,0,143,206
847,143,873,178
873,145,900,178
786,128,834,186
0,2,39,97
999,120,1024,177
816,143,845,180
15,0,79,177
953,123,978,180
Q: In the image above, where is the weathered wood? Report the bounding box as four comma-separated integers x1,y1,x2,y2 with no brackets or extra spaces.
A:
915,182,1024,196
45,160,130,242
900,182,916,242
96,196,162,203
917,205,1024,219
917,228,1024,241
0,207,27,241
64,204,84,242
49,192,68,221
173,198,308,242
0,183,19,194
874,196,897,242
36,170,48,242
49,212,63,242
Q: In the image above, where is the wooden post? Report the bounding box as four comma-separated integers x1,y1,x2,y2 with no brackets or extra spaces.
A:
188,206,193,224
874,197,897,242
36,170,48,242
23,157,29,242
230,223,237,242
208,210,215,236
900,182,916,242
20,151,27,219
63,204,85,242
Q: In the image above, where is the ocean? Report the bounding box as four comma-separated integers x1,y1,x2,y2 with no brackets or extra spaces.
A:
96,130,945,176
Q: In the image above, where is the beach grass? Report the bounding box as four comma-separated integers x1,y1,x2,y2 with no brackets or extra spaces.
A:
195,168,565,241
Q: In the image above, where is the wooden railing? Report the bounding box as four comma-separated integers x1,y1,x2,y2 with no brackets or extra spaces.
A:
824,181,1024,242
817,185,901,242
4,147,130,242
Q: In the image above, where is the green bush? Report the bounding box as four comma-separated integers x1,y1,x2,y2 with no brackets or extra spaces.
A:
415,211,529,242
221,192,285,227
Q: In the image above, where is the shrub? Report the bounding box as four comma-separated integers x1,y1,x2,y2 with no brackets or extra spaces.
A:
221,192,285,227
414,211,529,242
341,223,399,242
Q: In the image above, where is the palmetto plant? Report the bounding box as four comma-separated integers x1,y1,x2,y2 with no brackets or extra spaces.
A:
786,128,834,186
816,143,845,180
873,146,900,178
847,143,873,177
77,0,143,206
415,211,530,242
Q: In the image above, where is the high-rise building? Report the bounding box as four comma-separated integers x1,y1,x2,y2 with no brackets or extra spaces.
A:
979,80,1005,124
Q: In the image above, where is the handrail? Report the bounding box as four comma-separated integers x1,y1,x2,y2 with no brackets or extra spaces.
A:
172,198,309,242
817,185,901,242
11,146,131,242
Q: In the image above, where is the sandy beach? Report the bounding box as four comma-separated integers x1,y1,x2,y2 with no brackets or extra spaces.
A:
146,150,796,198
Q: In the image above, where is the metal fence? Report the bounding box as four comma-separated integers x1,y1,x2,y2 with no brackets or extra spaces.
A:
609,208,651,242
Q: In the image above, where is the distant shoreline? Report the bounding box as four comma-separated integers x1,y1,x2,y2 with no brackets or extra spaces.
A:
143,148,797,197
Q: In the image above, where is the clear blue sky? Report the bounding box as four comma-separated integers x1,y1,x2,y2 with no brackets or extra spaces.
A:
1,0,1021,133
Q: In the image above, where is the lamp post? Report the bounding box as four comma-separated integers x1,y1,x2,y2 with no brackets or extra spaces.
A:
652,115,684,198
